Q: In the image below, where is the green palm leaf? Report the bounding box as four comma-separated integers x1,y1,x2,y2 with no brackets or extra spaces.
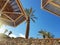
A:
38,30,54,38
4,29,8,33
31,18,35,22
32,16,37,20
29,8,32,14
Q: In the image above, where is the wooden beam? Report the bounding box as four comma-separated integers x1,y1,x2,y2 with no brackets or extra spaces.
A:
50,2,60,8
43,0,52,7
0,16,11,22
14,22,16,27
0,12,24,22
16,0,28,20
15,17,25,27
4,14,14,22
1,12,22,14
15,14,23,22
0,0,9,12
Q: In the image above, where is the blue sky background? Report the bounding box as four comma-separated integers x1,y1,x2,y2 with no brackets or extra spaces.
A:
6,0,60,38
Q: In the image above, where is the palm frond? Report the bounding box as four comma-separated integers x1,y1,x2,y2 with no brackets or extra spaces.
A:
31,9,35,13
51,35,54,38
25,9,30,16
38,30,54,38
29,8,32,14
38,30,47,35
46,32,54,38
31,18,35,22
33,16,37,19
30,13,34,17
4,29,8,33
25,8,37,23
30,10,35,16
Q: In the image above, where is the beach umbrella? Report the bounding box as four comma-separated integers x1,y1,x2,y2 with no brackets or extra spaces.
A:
41,0,60,16
0,0,27,27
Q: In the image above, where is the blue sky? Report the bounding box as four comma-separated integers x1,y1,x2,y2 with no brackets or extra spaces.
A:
5,0,60,38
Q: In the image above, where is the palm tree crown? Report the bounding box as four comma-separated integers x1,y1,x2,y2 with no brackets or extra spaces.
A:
38,29,54,38
25,8,37,22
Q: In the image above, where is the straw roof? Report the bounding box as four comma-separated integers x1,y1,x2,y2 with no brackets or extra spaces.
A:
42,0,60,16
0,0,27,27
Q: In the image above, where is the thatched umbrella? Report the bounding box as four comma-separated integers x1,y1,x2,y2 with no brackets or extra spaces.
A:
41,0,60,16
0,0,27,27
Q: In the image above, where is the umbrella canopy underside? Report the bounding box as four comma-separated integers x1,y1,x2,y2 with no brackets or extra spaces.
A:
0,0,27,27
42,0,60,16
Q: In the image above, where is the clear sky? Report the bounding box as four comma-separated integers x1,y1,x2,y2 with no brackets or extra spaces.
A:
4,0,60,38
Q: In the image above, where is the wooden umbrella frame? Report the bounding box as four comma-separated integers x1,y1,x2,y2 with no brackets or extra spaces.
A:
0,0,28,27
41,0,60,16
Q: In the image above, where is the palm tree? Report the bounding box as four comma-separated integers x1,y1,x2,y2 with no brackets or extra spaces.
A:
8,31,12,36
4,29,8,34
25,8,37,39
38,30,54,38
4,29,12,36
47,32,54,38
38,30,47,38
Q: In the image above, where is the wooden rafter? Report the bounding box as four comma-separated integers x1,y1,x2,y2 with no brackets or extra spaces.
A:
4,14,14,22
43,0,52,7
1,12,23,14
15,14,23,22
43,6,60,16
2,12,24,23
14,22,16,27
0,16,11,22
0,0,9,12
42,0,60,16
50,2,60,8
16,0,28,20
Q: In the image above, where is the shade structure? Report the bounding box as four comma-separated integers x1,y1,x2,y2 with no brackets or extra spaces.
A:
41,0,60,16
0,0,27,27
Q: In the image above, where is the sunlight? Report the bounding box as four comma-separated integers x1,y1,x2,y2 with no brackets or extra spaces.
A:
0,13,6,33
0,22,6,33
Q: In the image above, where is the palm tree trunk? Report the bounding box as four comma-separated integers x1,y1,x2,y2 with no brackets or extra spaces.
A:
43,35,45,38
25,17,30,39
